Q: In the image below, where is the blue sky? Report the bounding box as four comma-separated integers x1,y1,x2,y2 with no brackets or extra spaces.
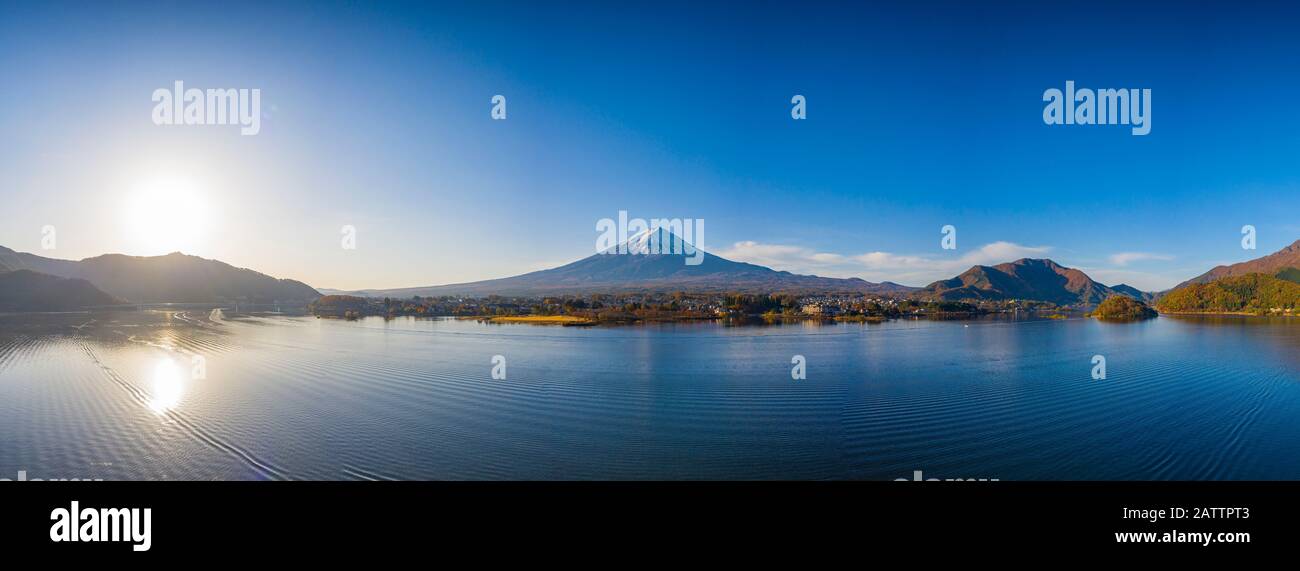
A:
2,0,1299,291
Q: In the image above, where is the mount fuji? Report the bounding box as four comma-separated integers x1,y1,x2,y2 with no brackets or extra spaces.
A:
335,228,917,297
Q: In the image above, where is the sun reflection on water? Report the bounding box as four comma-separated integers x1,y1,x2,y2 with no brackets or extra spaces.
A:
147,358,187,414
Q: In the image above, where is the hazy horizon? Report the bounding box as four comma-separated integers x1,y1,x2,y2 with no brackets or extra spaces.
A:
8,233,1296,294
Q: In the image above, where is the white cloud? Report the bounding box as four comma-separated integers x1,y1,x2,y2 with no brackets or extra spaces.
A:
969,241,1053,264
1108,252,1174,266
713,241,1197,291
715,240,1053,286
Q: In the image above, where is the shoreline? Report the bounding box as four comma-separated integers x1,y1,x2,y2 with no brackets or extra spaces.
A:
1158,310,1299,317
480,315,597,325
318,311,1086,326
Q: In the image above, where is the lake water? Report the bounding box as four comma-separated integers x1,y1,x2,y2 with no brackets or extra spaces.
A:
2,310,1299,480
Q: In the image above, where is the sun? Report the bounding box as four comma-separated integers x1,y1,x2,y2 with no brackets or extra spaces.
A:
123,177,211,256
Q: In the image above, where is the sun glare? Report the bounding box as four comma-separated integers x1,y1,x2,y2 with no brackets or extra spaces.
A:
123,177,211,256
147,358,187,414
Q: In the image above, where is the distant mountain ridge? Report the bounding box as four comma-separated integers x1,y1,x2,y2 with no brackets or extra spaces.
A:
0,246,319,304
0,270,122,311
1175,239,1300,289
336,228,919,297
1109,284,1155,303
919,258,1149,305
1153,239,1300,314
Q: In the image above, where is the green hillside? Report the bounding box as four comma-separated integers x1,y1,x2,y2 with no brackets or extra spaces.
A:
1157,273,1300,315
1274,267,1300,284
1090,295,1157,320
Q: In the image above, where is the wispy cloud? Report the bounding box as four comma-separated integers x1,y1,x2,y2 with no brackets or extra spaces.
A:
1108,252,1174,266
716,240,1052,286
